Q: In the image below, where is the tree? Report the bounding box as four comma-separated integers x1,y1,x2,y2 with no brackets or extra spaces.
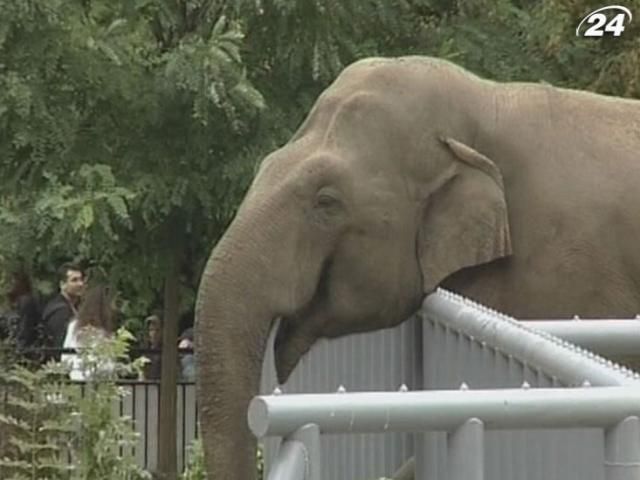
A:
0,2,264,478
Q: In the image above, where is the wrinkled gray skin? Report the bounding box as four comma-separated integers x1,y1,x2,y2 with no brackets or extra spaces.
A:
195,56,640,480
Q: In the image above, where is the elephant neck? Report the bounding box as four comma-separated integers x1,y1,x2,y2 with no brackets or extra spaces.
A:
451,78,512,175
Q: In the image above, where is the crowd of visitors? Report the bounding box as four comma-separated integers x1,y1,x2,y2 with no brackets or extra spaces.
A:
0,262,196,382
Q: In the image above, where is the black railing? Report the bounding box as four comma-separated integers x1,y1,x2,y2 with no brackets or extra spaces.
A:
1,348,199,474
110,380,198,472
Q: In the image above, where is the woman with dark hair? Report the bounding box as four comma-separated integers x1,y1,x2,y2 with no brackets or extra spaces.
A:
141,314,162,380
61,284,114,381
2,271,43,358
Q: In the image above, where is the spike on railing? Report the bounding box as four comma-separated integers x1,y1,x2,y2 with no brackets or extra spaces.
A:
424,289,640,385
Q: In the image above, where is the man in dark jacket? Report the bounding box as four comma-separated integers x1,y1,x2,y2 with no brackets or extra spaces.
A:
42,263,85,359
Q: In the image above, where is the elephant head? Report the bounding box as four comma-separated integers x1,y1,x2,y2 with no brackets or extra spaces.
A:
195,56,512,480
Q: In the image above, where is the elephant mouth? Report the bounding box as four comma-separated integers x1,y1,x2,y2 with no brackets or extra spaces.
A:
272,261,333,384
272,308,319,384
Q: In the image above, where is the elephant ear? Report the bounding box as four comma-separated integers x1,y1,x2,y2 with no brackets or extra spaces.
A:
418,136,513,294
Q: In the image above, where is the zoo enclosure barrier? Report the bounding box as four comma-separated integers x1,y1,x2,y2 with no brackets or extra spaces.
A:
255,289,640,480
102,380,198,473
1,354,198,474
250,387,640,480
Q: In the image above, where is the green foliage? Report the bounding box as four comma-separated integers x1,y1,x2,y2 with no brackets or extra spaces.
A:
0,328,149,480
234,0,403,85
1,165,135,270
64,330,149,480
178,439,264,480
256,443,264,480
0,364,75,479
526,0,640,96
0,0,269,332
0,0,638,391
387,0,640,96
180,439,206,480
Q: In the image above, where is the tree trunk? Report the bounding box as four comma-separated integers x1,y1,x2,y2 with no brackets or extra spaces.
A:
157,253,180,480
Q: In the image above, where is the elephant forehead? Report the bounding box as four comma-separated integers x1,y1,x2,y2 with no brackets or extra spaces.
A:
317,91,411,159
321,90,395,129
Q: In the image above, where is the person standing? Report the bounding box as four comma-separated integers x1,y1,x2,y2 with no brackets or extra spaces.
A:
142,314,163,380
42,263,85,360
61,284,114,381
178,327,195,381
2,271,43,361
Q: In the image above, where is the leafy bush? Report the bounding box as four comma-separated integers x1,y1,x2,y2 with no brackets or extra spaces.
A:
0,361,75,479
180,439,206,480
179,439,264,480
0,328,150,480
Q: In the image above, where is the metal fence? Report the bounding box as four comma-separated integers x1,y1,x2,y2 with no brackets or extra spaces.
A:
1,356,198,474
250,387,640,480
418,289,640,480
256,289,640,480
110,381,198,472
6,289,640,479
259,313,420,480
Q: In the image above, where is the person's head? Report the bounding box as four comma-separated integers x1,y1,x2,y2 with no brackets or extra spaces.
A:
58,263,85,300
76,284,113,333
7,271,32,305
146,315,162,348
178,327,194,349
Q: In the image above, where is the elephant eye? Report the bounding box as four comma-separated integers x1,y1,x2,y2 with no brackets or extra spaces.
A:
316,193,339,208
313,188,344,220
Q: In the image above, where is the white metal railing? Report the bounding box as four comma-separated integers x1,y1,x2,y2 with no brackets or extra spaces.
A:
521,319,640,357
250,387,640,436
254,289,640,480
422,289,640,387
264,424,321,480
249,387,640,480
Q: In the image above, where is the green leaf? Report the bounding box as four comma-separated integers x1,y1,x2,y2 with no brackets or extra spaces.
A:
107,195,130,220
211,14,228,38
76,204,95,230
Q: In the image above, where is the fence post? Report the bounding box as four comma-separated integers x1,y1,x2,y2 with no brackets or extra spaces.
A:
447,418,484,480
267,423,321,480
293,423,321,480
605,416,640,480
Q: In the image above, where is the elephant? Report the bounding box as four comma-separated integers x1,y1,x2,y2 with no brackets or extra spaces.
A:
194,55,640,480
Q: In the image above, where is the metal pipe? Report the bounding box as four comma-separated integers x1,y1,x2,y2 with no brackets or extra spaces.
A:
422,290,639,386
266,440,307,480
448,418,484,480
521,320,640,357
267,424,321,480
605,416,640,480
294,424,321,480
248,387,640,438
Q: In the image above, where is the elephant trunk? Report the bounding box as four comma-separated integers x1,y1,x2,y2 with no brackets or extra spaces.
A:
194,197,319,480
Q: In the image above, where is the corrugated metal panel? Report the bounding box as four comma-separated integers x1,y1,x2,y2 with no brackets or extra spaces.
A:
260,317,420,480
257,291,637,480
418,315,605,480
